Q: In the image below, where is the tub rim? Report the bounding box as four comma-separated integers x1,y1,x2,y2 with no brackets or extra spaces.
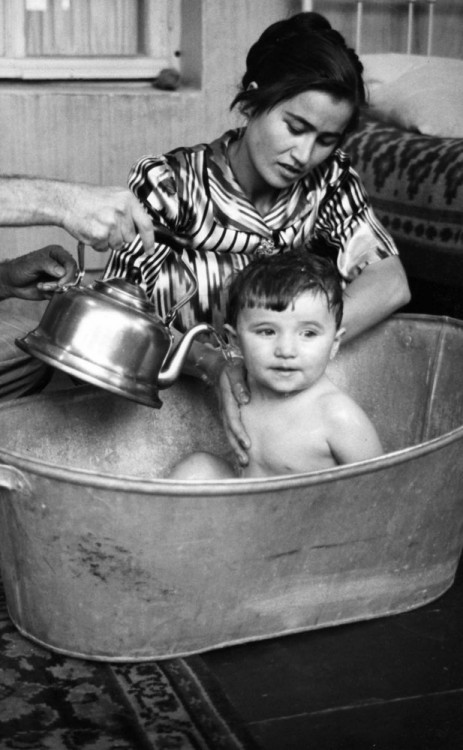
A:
0,426,461,496
1,312,462,496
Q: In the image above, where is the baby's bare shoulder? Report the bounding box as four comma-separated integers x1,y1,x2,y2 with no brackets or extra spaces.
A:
319,385,366,425
319,383,383,464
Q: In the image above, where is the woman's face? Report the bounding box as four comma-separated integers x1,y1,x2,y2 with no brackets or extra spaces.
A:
241,90,354,193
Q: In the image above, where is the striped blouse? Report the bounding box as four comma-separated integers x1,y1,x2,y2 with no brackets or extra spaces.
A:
104,128,398,332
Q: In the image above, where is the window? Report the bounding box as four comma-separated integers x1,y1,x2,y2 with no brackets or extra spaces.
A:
0,0,181,80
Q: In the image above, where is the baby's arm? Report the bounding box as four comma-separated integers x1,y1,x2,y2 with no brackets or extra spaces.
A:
326,393,383,465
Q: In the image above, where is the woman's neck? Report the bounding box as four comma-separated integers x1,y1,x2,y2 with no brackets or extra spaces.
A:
228,137,279,216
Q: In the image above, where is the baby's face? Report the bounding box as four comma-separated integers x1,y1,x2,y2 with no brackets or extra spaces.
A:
231,290,342,396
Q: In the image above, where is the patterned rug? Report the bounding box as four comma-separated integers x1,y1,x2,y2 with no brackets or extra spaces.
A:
0,582,258,750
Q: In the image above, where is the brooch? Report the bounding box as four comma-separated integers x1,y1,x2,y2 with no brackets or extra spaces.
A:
254,238,279,257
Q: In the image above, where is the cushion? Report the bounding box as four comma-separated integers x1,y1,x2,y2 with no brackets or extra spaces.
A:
361,54,463,138
344,118,463,286
362,53,429,85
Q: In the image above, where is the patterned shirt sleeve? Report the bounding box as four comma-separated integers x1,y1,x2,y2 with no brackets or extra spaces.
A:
311,153,398,281
128,155,180,228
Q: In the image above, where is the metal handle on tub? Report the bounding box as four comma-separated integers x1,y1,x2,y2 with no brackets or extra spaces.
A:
0,465,32,496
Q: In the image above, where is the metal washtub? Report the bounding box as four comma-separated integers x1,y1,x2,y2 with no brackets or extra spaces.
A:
0,314,462,661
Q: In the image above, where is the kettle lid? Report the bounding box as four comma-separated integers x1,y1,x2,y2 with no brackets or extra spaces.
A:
92,277,154,314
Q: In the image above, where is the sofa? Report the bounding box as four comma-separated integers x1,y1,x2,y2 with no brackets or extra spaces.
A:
344,54,463,319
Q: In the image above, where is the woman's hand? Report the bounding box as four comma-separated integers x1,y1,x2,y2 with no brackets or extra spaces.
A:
188,341,251,466
216,359,251,466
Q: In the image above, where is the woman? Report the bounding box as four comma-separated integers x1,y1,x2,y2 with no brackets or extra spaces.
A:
104,12,410,465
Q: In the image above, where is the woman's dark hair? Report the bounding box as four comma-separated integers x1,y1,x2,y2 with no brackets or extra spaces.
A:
226,249,344,330
231,12,366,134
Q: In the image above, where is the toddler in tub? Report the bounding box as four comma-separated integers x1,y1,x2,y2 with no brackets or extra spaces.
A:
169,250,383,479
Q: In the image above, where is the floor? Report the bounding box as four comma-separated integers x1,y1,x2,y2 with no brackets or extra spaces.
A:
199,557,463,749
2,559,462,749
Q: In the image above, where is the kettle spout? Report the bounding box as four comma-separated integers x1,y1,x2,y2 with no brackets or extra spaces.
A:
157,323,218,389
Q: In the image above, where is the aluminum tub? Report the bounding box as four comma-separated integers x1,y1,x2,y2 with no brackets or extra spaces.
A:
0,314,462,661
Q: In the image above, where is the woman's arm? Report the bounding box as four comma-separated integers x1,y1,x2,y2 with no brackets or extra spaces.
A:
175,334,251,465
314,160,410,341
341,256,410,342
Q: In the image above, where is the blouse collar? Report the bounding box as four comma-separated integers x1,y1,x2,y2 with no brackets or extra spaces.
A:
206,129,318,236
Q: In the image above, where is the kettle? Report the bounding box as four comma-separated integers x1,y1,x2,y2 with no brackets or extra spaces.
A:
16,235,222,408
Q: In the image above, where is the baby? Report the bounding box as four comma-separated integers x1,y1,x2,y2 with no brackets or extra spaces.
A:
169,251,383,479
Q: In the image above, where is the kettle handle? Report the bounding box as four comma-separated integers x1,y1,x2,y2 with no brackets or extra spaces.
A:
57,241,86,292
163,252,199,328
76,241,86,285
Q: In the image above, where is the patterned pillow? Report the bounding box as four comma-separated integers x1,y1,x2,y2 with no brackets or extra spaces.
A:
343,118,463,288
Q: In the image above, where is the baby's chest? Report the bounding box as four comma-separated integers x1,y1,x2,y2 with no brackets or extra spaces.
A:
242,406,334,474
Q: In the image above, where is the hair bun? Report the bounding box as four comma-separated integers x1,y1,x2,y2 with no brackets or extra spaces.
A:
233,10,365,129
290,12,332,33
261,12,332,49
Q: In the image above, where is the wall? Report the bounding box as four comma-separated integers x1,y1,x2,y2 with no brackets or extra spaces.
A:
1,0,460,268
0,0,299,267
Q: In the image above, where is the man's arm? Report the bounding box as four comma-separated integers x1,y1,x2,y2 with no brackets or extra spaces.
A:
0,177,155,254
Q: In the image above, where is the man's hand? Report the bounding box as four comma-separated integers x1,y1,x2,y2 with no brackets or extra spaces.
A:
60,184,155,254
0,177,155,255
0,245,77,300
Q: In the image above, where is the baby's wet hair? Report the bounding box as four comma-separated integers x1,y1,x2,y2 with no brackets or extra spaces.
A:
231,11,366,136
226,247,344,329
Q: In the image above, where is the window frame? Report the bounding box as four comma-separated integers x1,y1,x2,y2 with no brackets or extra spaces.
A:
0,0,181,80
